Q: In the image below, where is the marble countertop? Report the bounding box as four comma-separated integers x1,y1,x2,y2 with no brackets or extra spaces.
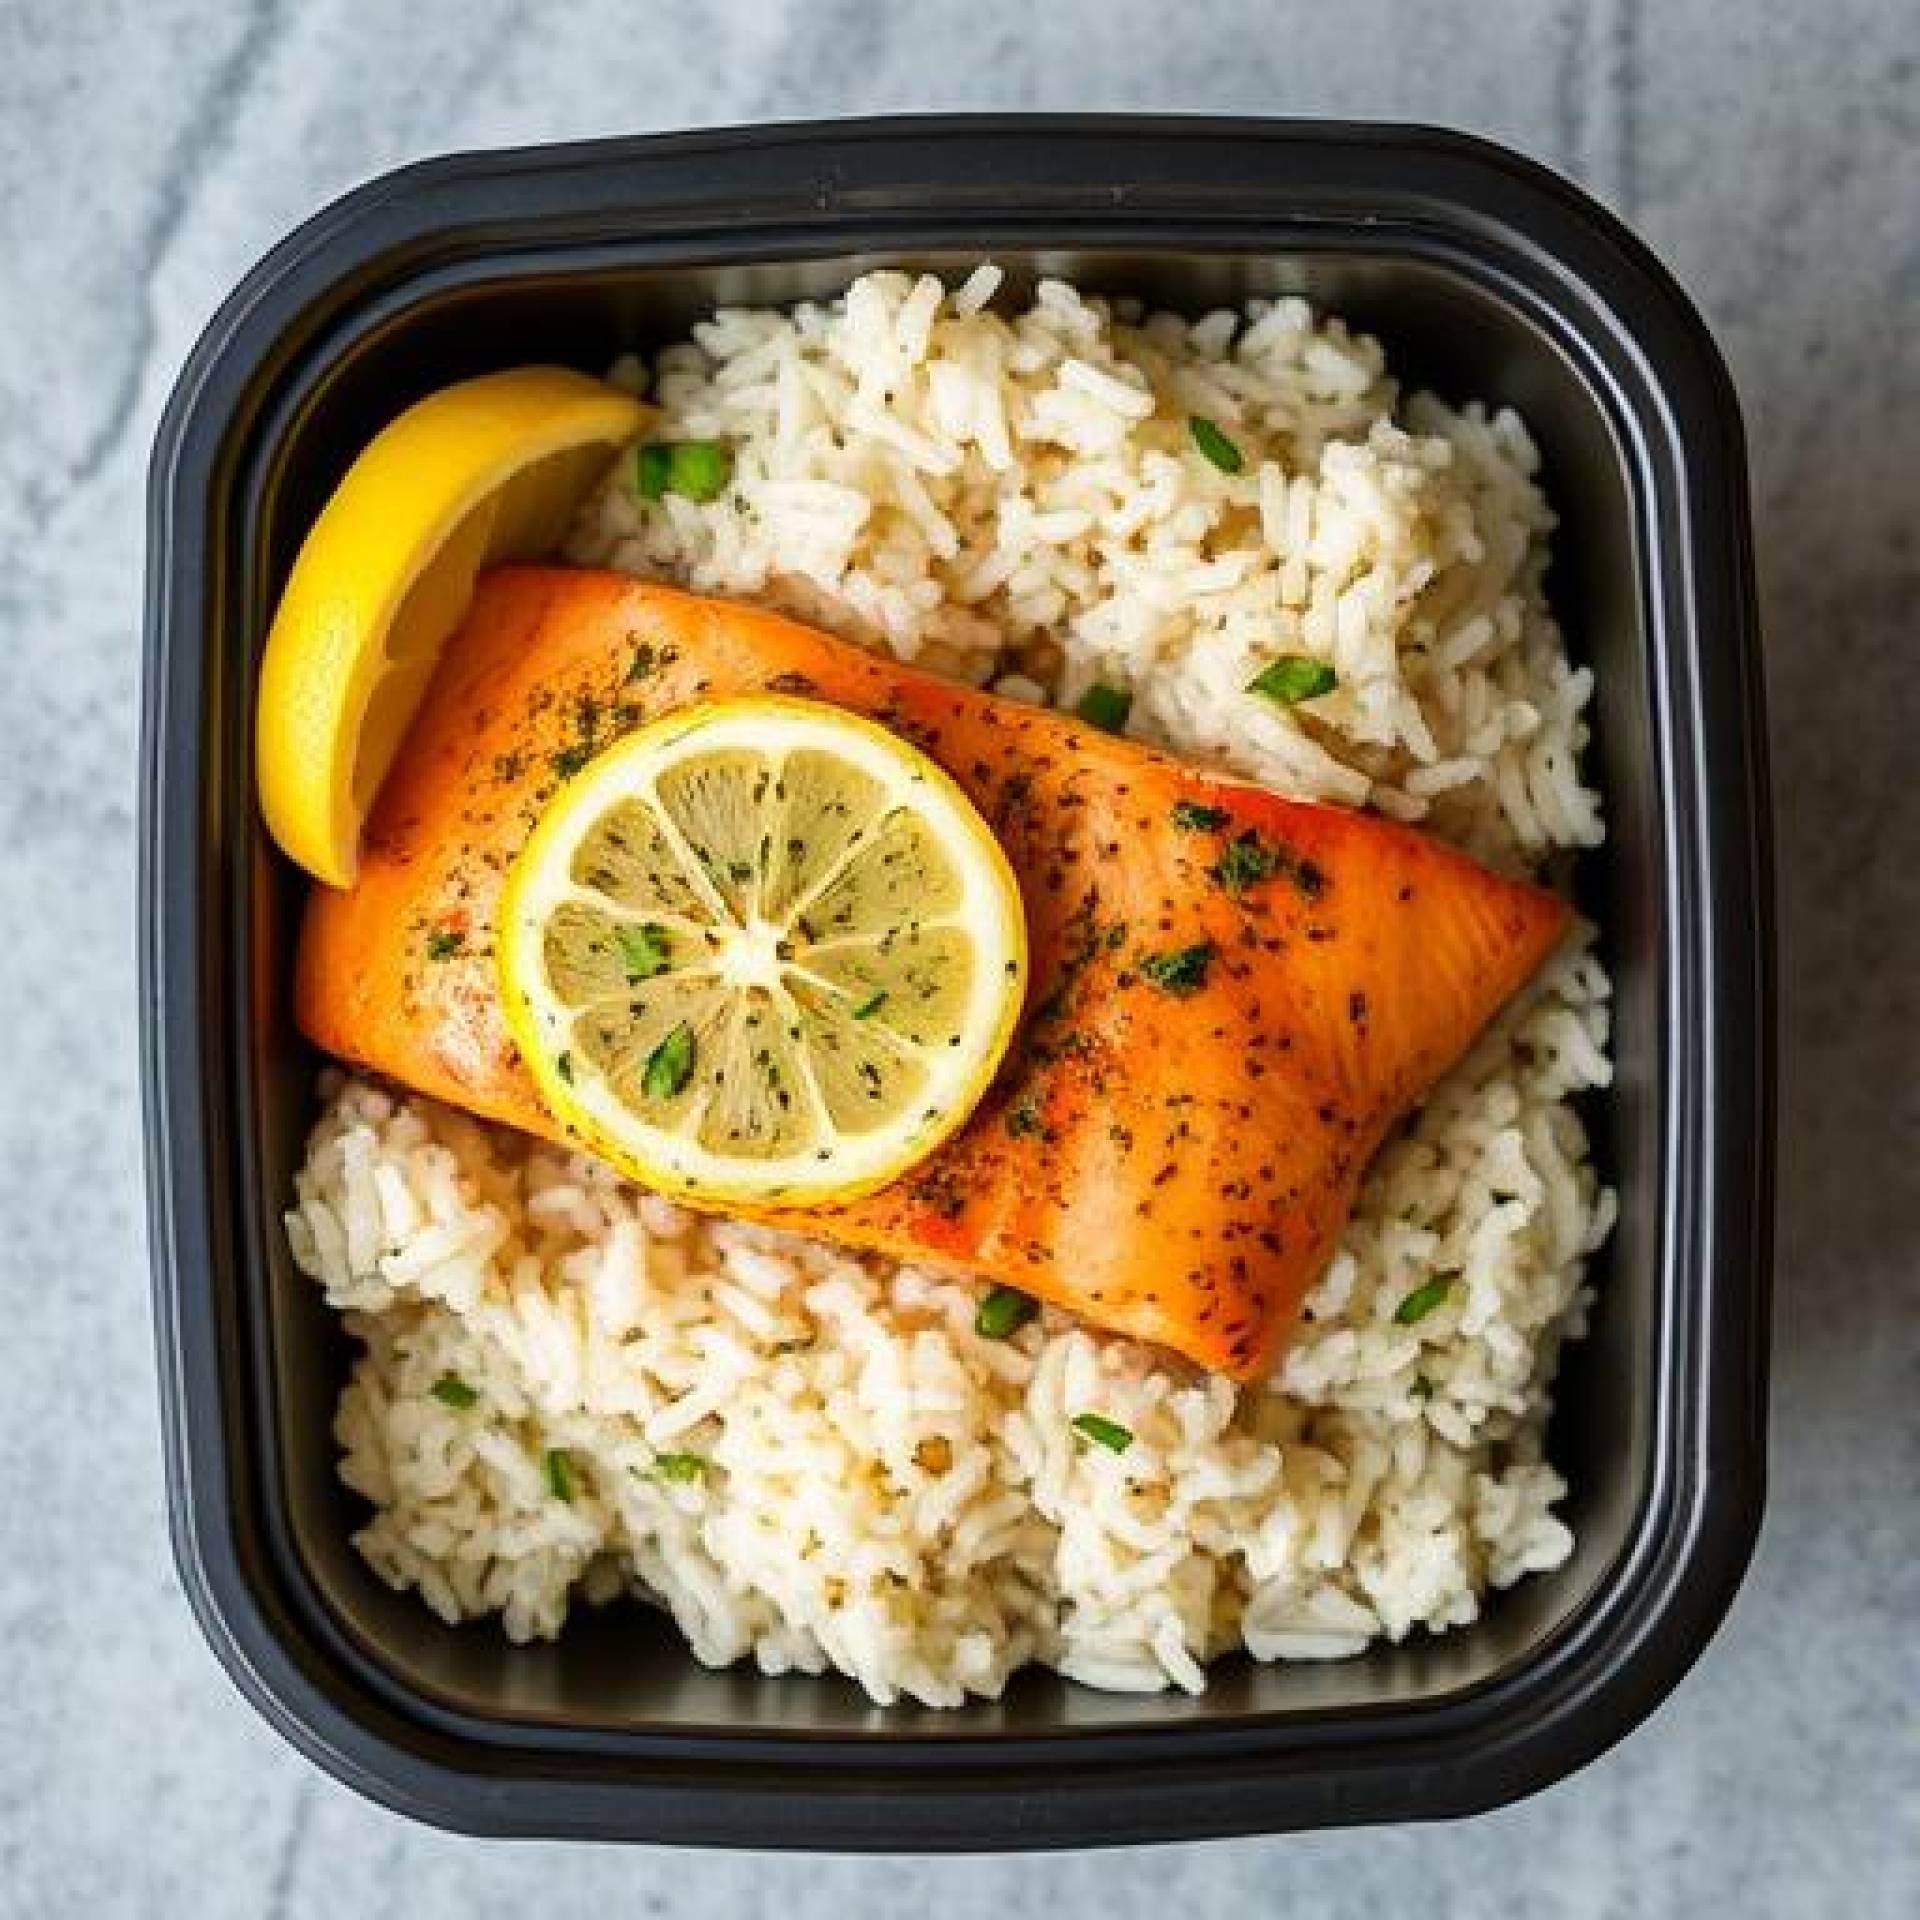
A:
2,0,1913,1913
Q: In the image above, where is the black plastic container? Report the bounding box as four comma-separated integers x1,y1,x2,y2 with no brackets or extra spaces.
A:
142,117,1772,1847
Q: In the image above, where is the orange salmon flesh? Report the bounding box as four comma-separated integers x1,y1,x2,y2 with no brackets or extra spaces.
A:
297,567,1571,1377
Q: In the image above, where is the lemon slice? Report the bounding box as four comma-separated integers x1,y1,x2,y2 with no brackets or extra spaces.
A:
498,696,1029,1206
257,366,648,886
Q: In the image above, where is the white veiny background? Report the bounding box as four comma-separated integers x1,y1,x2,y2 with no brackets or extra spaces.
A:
1,1,1914,1914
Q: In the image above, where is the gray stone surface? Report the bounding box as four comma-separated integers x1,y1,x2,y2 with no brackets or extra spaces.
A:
2,0,1914,1912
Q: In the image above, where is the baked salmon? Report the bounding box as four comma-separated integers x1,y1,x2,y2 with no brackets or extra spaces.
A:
297,566,1570,1377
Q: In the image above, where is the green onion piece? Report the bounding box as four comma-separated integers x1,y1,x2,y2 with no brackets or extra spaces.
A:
1075,681,1132,733
430,1374,478,1409
642,1022,696,1100
635,442,674,500
666,440,732,503
1394,1276,1455,1326
975,1285,1039,1340
652,1452,710,1484
1170,800,1229,832
543,1447,577,1502
1071,1412,1134,1454
1189,416,1245,474
1138,942,1214,996
1247,654,1338,706
425,927,464,961
615,922,673,982
851,989,889,1020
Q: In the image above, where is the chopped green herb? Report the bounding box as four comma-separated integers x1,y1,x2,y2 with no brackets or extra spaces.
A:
1410,1374,1436,1402
543,1447,577,1503
1247,653,1338,707
652,1452,710,1484
625,640,660,683
635,442,674,500
430,1374,478,1409
1075,681,1133,733
851,989,889,1020
1170,799,1230,833
641,439,737,506
975,1285,1039,1340
1005,1100,1045,1140
550,741,595,780
425,927,465,962
1189,416,1245,474
1210,828,1324,901
636,439,733,504
642,1022,696,1100
1138,942,1215,996
1071,1412,1134,1454
555,1051,574,1085
671,439,733,502
615,922,673,982
1211,831,1278,897
1394,1275,1455,1326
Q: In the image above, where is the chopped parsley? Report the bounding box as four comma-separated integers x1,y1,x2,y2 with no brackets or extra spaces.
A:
1170,799,1230,833
1210,828,1325,901
642,1022,696,1100
851,989,889,1020
625,639,662,683
1075,681,1132,733
636,439,733,504
1138,941,1215,996
635,442,674,500
615,922,673,982
975,1286,1039,1340
555,1051,574,1085
425,927,465,962
1005,1099,1045,1139
1247,653,1338,706
1071,1412,1134,1454
1189,416,1244,474
543,1447,577,1503
652,1452,710,1484
549,741,595,780
1211,831,1279,897
429,1374,478,1409
1410,1374,1436,1402
1394,1275,1456,1326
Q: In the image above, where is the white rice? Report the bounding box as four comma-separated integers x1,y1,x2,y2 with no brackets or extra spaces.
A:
287,270,1615,1705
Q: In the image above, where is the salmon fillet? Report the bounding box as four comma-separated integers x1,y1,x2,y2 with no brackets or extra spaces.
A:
297,566,1570,1377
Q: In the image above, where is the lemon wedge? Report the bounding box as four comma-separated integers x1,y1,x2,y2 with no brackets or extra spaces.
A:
256,366,647,886
498,696,1029,1206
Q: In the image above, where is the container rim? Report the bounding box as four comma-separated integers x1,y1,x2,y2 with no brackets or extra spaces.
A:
142,114,1772,1847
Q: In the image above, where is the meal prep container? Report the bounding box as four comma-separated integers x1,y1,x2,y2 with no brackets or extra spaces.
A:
142,116,1772,1847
